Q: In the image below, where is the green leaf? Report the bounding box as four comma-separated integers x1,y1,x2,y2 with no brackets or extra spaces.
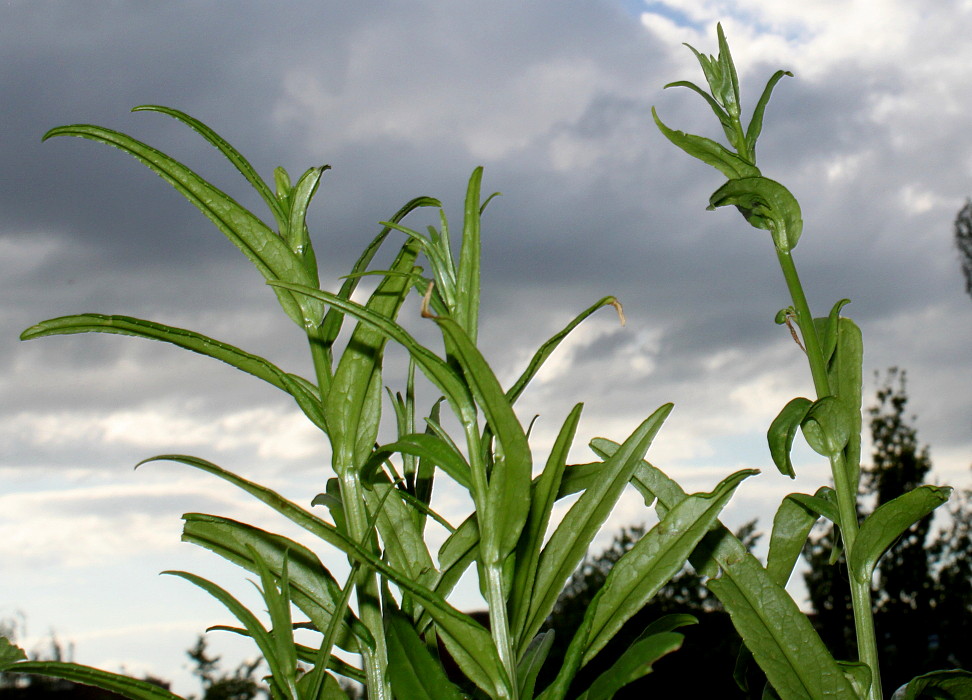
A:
0,637,27,667
850,485,952,585
384,608,464,700
592,439,850,697
800,396,852,458
765,488,832,587
270,281,475,426
521,404,673,648
163,571,284,688
285,166,327,279
364,479,437,586
582,469,754,662
581,631,685,700
456,166,486,342
812,299,852,365
767,397,812,478
838,661,872,698
180,513,366,651
326,239,420,473
828,317,864,492
516,631,554,700
707,553,858,699
708,176,803,251
131,105,286,231
432,315,533,564
891,669,972,700
506,296,624,406
142,455,509,699
316,195,440,373
364,433,471,489
20,314,327,432
0,661,186,700
43,123,323,328
745,70,793,162
652,108,760,180
509,403,583,649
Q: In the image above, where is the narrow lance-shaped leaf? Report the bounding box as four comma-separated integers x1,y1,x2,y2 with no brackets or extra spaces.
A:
20,314,327,432
744,70,793,162
708,553,858,699
849,485,952,585
325,239,420,473
42,123,322,328
432,314,533,563
180,513,367,651
140,455,510,700
520,403,673,650
0,659,186,700
652,108,761,180
455,166,486,342
131,105,286,230
508,403,583,645
591,438,855,698
582,468,755,662
384,607,465,700
506,296,624,406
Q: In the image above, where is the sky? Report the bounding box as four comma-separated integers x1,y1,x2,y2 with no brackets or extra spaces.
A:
2,0,972,694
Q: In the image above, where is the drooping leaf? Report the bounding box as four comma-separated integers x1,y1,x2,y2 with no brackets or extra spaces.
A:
767,397,812,478
20,314,327,431
506,296,624,405
180,513,366,651
131,105,285,231
849,485,952,585
765,488,832,587
0,660,185,700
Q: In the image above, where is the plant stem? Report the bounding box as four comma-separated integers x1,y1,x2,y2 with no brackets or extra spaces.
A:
463,421,517,699
775,247,883,700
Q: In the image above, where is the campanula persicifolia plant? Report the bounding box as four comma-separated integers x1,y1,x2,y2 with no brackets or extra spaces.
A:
3,24,970,700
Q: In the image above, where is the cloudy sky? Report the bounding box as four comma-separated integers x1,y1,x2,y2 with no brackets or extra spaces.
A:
3,0,972,693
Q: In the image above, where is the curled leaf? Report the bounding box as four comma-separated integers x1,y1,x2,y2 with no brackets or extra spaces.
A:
708,176,803,251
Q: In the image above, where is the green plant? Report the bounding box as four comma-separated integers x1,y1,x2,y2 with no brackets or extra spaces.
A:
652,23,970,700
4,24,971,700
2,102,750,699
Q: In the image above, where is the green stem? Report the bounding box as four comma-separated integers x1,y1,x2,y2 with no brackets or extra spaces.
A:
776,247,882,700
464,421,517,699
306,326,390,699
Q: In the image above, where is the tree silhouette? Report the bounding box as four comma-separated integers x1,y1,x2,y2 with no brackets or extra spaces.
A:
956,198,972,299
